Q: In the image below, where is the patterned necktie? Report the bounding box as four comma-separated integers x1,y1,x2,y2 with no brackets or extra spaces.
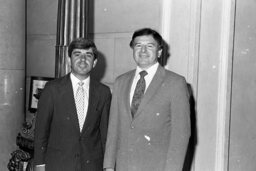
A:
131,70,148,117
75,81,85,131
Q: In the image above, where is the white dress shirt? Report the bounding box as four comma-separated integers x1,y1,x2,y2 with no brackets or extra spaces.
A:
70,73,89,120
129,62,159,105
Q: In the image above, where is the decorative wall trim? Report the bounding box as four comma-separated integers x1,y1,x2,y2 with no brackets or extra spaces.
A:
187,0,202,91
215,0,235,170
160,0,172,46
27,34,56,40
161,0,201,87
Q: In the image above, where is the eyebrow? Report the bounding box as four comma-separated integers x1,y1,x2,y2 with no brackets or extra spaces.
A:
72,51,94,55
72,50,82,53
85,52,94,56
134,42,156,46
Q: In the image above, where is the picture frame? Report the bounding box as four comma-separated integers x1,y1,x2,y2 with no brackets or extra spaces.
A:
28,76,54,113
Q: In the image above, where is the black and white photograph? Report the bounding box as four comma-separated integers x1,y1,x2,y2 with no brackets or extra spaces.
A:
1,0,256,171
28,76,54,113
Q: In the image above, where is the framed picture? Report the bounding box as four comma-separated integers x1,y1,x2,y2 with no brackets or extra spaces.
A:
28,76,54,113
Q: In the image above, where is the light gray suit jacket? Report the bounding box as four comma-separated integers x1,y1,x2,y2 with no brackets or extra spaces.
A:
104,65,191,171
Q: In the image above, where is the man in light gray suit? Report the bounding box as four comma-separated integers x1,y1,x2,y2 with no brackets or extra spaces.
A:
104,28,191,171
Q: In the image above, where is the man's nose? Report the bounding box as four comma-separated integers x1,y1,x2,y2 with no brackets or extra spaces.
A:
141,45,147,52
80,54,87,60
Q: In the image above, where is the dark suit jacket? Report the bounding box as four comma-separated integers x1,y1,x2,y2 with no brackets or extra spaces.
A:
104,65,191,171
34,73,111,171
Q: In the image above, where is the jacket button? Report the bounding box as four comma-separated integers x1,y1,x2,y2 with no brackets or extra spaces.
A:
86,160,90,163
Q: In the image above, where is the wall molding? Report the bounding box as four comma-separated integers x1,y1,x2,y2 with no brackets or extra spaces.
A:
27,34,56,40
160,0,172,46
161,0,236,170
160,0,201,87
187,0,202,92
215,0,235,170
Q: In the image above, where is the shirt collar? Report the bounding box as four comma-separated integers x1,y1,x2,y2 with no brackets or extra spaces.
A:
70,73,90,88
135,62,159,78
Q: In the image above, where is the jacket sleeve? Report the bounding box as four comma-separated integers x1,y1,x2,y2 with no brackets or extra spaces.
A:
165,77,191,171
33,82,54,165
103,80,119,169
100,88,112,152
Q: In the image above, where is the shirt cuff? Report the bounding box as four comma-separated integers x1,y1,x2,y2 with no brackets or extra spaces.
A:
36,164,45,167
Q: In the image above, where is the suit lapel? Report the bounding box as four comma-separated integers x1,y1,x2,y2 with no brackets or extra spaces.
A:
59,74,80,132
134,65,165,118
125,71,136,120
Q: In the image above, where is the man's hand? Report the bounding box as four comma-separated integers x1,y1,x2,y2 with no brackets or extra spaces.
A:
35,165,45,171
104,168,114,171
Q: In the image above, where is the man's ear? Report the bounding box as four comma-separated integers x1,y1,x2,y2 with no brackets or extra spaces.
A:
93,58,98,68
158,49,163,58
67,56,71,66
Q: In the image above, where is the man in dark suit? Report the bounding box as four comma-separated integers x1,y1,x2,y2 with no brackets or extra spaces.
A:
104,28,191,171
34,38,111,171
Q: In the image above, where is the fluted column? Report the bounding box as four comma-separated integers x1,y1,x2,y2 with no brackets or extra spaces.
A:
0,0,25,169
55,0,89,77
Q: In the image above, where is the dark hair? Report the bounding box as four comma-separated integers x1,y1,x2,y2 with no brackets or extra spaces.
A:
129,28,163,49
68,38,98,59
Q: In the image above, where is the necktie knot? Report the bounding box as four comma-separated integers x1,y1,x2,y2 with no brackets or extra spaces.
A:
78,81,84,87
139,70,147,78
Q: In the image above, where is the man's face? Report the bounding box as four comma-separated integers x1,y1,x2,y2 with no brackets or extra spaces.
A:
132,35,162,69
70,48,97,80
